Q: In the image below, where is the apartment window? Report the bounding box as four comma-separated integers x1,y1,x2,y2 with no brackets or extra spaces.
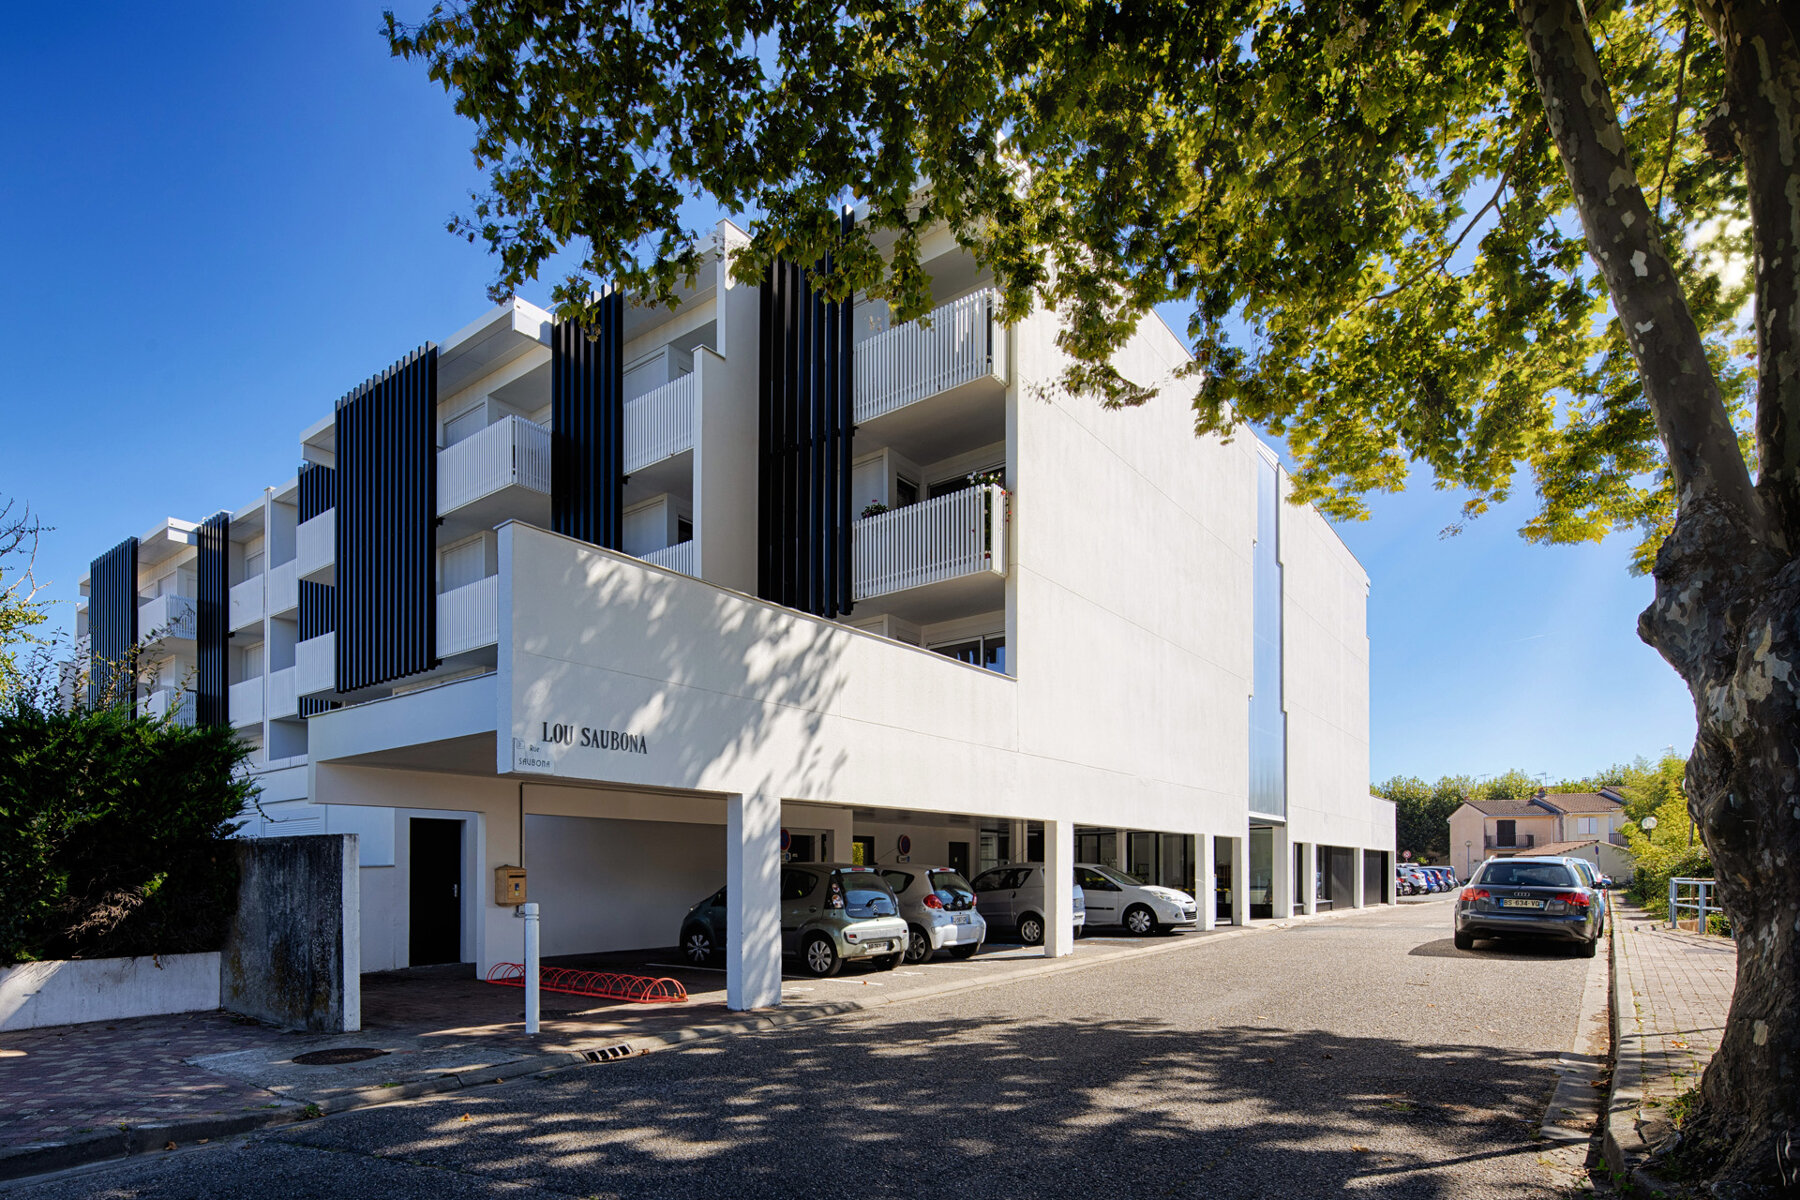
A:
677,517,693,544
1576,816,1598,836
1496,819,1516,847
928,463,1003,500
238,644,262,681
933,634,1006,675
895,477,919,507
440,538,487,593
244,550,265,580
443,405,486,448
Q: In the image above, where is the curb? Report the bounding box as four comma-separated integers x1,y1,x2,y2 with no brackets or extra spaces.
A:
0,901,1396,1185
1601,916,1678,1195
1537,925,1612,1154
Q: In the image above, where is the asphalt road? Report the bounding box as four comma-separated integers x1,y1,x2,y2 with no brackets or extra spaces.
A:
12,898,1592,1199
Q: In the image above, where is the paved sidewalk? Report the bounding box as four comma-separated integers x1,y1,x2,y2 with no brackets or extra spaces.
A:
1606,903,1737,1184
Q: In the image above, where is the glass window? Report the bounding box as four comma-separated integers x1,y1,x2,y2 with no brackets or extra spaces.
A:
444,405,486,448
935,639,982,666
677,517,693,544
441,537,487,593
1093,864,1146,887
834,870,898,916
880,870,915,894
896,477,919,507
1076,867,1119,891
983,637,1007,675
781,870,817,901
927,871,976,909
1476,861,1577,888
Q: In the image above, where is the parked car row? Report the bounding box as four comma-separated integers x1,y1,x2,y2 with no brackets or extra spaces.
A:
1397,864,1459,895
1452,854,1617,956
677,860,1202,977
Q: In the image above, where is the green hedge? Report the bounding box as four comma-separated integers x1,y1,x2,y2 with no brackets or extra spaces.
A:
0,699,255,964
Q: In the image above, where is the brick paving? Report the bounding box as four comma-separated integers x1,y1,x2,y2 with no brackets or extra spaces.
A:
1611,903,1737,1154
0,1010,299,1150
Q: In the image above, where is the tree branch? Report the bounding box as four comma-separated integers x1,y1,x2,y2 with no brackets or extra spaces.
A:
1366,169,1512,304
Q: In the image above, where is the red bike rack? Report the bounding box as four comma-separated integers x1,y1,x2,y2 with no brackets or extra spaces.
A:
485,963,688,1004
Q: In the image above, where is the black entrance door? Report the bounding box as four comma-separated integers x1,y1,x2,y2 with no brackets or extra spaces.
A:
947,841,971,878
410,819,463,965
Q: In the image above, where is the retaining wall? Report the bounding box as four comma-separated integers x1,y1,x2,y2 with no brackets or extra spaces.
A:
0,952,221,1031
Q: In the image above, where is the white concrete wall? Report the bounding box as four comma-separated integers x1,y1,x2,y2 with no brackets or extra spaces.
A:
1,953,220,1031
523,815,726,955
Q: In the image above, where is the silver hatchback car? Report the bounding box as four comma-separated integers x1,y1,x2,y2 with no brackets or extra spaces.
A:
970,863,1087,946
879,866,987,963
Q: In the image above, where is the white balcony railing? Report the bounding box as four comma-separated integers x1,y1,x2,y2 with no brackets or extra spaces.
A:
266,666,297,720
640,540,696,577
854,289,1008,424
229,576,263,630
267,560,298,616
142,688,195,724
297,513,334,581
852,485,1008,600
439,416,552,514
624,373,696,473
437,575,499,657
296,633,334,696
138,593,197,641
229,678,264,728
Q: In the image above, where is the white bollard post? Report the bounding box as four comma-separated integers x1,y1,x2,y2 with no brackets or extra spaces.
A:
521,902,540,1035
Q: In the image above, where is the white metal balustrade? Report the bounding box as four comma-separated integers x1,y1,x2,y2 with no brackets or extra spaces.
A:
437,575,499,657
439,416,553,513
852,485,1008,600
229,678,264,728
137,593,196,641
640,540,696,577
266,666,297,720
854,290,1008,423
229,576,263,631
624,374,696,473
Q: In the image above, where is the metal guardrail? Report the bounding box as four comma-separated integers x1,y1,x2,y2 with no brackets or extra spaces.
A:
1669,876,1723,933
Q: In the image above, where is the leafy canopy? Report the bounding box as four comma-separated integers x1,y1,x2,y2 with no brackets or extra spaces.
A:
387,0,1752,565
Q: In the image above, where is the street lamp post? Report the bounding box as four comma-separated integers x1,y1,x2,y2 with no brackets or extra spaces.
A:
1465,839,1473,879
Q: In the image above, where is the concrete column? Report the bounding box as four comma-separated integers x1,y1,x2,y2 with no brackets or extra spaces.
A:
1230,836,1250,926
1301,842,1319,916
1198,834,1217,931
1351,849,1367,909
1113,828,1130,872
1008,819,1029,864
807,805,854,865
1043,818,1074,957
727,792,782,1011
1270,824,1293,919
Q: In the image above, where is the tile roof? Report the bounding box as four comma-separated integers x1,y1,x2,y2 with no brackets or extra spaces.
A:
1540,791,1627,814
1526,839,1601,856
1462,797,1551,817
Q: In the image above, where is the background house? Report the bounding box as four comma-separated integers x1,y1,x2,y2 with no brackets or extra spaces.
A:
1448,789,1629,879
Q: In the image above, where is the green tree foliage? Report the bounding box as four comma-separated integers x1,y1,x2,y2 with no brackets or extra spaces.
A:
0,697,254,964
0,499,48,699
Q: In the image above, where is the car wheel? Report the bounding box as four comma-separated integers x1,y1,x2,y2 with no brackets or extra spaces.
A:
1453,930,1475,951
1018,913,1045,946
946,944,979,960
1123,905,1158,936
801,933,842,978
681,924,715,966
905,925,933,964
1578,937,1599,959
876,951,904,971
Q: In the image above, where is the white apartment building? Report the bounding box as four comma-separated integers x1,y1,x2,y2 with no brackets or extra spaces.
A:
77,219,1393,1011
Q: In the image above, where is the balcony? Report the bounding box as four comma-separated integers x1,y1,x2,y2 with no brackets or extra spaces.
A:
137,593,196,642
296,633,334,697
229,576,263,632
267,560,298,617
854,291,1008,462
623,373,696,475
1484,833,1537,850
297,513,334,584
229,678,264,728
853,485,1008,604
266,666,297,720
640,540,696,577
439,415,552,534
142,688,194,724
437,575,499,657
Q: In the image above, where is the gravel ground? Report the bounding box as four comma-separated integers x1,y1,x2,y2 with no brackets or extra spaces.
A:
11,898,1591,1199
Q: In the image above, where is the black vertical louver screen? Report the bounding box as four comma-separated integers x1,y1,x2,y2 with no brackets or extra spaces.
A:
758,217,855,618
298,461,337,522
86,537,139,708
297,460,337,692
334,345,438,692
550,290,625,548
195,512,230,727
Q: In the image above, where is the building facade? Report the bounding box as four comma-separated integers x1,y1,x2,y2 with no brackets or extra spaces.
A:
1448,789,1631,879
77,220,1392,1010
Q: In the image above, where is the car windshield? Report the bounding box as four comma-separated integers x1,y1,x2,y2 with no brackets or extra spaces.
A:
834,870,898,917
1094,865,1145,887
1478,861,1578,889
927,871,976,910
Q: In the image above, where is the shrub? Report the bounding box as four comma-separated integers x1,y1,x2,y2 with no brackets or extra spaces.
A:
0,698,254,964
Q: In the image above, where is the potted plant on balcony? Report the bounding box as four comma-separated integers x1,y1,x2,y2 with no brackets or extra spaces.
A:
860,500,889,519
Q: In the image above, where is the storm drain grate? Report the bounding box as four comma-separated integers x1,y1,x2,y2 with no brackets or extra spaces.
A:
581,1044,635,1063
293,1047,391,1066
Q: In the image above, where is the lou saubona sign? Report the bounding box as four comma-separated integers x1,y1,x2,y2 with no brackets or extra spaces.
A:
512,721,649,775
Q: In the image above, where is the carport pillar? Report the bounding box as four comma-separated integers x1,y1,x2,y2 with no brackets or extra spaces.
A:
1230,836,1250,925
1270,825,1293,919
1043,819,1075,958
726,792,782,1011
1301,842,1318,916
1197,836,1217,930
1351,850,1367,909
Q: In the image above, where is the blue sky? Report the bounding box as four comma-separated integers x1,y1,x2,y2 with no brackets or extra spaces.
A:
0,2,1696,783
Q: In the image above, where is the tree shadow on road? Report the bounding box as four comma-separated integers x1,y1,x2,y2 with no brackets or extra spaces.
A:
276,1013,1578,1200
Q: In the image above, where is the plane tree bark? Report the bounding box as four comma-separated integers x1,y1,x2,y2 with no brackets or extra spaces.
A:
1517,0,1800,1185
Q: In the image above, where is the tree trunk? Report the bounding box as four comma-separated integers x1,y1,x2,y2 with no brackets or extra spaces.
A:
1513,0,1800,1189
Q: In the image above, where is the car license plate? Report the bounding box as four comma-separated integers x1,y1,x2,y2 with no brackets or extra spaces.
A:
953,913,971,925
1503,898,1544,909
